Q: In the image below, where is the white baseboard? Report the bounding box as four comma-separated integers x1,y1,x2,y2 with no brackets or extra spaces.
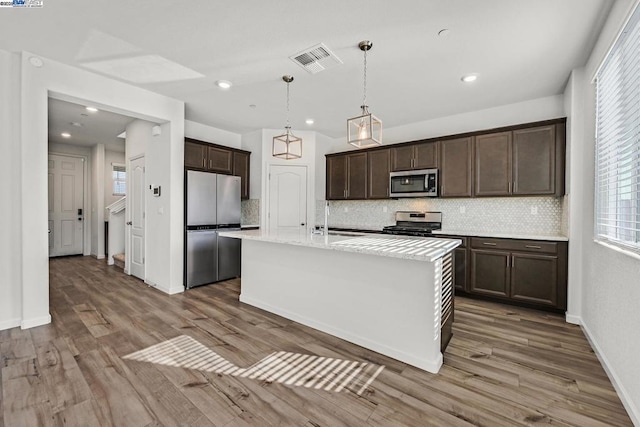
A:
565,313,581,325
0,318,21,331
96,254,105,260
21,314,52,329
581,320,639,426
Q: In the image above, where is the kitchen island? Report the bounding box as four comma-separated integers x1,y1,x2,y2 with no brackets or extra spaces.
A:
218,229,460,373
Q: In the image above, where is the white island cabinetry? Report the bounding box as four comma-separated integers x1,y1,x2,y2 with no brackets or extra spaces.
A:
219,230,460,373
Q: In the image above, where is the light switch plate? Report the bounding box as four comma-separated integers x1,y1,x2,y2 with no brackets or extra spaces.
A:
531,206,538,215
459,206,466,214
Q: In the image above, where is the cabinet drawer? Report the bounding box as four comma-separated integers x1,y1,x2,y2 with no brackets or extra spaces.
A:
471,237,557,254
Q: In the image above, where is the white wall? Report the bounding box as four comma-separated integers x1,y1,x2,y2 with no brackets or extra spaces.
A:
90,144,105,258
0,50,22,330
322,95,565,154
1,50,185,330
185,119,241,149
564,0,640,423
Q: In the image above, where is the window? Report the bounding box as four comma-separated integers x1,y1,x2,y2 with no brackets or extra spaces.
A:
112,163,126,196
595,5,640,255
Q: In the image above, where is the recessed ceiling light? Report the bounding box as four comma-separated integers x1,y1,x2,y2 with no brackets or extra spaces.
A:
216,80,232,89
61,132,71,138
305,119,314,125
70,122,83,127
249,104,257,109
461,74,478,83
86,106,98,112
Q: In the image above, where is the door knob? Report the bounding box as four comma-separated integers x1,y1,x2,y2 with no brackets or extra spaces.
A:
301,223,305,226
126,221,132,225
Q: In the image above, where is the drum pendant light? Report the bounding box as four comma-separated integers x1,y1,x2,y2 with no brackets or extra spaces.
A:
347,40,382,148
273,75,302,160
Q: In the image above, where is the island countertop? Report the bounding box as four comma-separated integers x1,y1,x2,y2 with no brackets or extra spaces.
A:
219,229,460,262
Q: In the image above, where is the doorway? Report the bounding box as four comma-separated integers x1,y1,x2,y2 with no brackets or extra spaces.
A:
268,165,308,232
128,155,145,280
47,153,85,257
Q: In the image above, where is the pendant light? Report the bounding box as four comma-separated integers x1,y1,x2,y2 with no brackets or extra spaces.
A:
347,40,382,148
273,75,302,160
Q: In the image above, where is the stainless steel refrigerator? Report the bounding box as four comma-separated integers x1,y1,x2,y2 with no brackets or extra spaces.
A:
185,170,241,289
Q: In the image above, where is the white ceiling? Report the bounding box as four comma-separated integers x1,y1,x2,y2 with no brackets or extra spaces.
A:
48,98,133,153
1,0,613,139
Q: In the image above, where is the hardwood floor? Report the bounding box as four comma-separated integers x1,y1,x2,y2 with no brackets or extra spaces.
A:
1,256,632,426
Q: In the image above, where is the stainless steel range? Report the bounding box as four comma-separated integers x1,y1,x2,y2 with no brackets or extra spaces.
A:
382,211,442,237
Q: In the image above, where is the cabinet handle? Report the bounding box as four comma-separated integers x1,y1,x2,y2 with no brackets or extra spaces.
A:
202,158,205,168
525,245,541,249
482,242,497,246
209,159,213,169
508,181,511,193
507,257,510,268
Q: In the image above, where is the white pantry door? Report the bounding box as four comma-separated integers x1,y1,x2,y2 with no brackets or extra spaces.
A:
128,156,145,280
48,154,84,257
268,165,307,232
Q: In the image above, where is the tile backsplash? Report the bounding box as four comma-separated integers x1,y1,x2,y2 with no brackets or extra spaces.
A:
316,196,565,236
241,199,260,225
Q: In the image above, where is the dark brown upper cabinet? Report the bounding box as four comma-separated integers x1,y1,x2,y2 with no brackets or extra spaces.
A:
184,138,251,199
440,137,473,198
185,140,208,170
512,125,563,196
367,148,391,199
232,151,250,200
326,152,367,200
391,141,439,171
474,131,512,196
207,146,233,174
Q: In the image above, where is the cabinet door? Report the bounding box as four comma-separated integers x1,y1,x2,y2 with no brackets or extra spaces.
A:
474,132,512,196
207,146,233,174
470,249,510,297
391,145,414,171
440,137,473,197
347,152,367,199
512,125,556,195
185,141,207,169
232,151,250,200
326,155,347,200
454,247,467,292
367,149,390,199
510,253,558,306
413,141,439,169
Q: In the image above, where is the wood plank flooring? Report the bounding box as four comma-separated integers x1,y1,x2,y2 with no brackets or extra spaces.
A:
0,255,632,426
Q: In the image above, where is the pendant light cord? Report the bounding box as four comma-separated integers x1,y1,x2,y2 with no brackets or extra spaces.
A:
286,81,290,129
362,47,367,108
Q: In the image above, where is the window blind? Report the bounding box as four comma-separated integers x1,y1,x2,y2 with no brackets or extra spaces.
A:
112,164,126,196
595,5,640,254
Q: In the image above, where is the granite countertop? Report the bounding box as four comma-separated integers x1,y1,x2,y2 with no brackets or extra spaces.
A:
431,229,568,242
218,229,461,262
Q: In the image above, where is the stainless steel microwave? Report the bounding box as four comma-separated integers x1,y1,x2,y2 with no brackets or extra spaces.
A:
389,168,438,198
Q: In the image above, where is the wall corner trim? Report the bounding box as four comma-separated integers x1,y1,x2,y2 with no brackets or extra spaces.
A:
20,314,52,330
581,320,640,426
0,318,22,331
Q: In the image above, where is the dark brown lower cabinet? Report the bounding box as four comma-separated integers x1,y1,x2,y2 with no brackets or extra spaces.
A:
470,250,510,298
467,237,567,311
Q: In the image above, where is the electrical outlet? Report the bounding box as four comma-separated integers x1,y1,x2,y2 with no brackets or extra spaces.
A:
459,206,466,214
531,206,538,215
344,207,349,213
383,206,388,213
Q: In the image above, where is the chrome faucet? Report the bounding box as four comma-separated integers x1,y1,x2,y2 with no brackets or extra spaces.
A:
311,200,330,235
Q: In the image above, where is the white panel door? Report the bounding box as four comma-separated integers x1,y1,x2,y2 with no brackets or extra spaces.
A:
268,165,307,232
129,156,145,280
48,154,84,257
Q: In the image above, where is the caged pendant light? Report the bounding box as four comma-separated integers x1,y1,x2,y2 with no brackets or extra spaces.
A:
347,40,382,148
272,75,302,160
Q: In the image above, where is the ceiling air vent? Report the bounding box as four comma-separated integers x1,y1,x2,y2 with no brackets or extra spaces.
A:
290,43,343,74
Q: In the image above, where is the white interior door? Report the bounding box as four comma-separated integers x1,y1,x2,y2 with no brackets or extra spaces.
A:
268,165,307,231
128,156,145,279
48,154,84,257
